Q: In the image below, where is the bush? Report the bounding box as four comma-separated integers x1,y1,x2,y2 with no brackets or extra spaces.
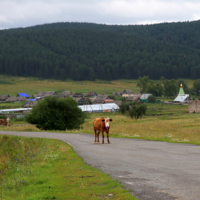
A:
119,101,147,120
148,95,156,103
26,96,86,130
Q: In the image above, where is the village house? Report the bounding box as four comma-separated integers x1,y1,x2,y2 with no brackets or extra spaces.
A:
126,96,141,101
188,99,200,113
23,100,38,108
87,91,98,97
6,96,26,102
140,94,152,103
17,93,30,98
60,91,72,97
122,89,134,97
93,95,112,104
174,84,190,103
112,91,123,96
0,95,10,102
36,91,57,99
72,97,85,105
72,93,83,98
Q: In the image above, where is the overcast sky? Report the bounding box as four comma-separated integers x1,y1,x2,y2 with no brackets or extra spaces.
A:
0,0,200,29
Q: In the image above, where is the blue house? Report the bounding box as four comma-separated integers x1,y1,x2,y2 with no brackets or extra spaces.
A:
17,93,30,98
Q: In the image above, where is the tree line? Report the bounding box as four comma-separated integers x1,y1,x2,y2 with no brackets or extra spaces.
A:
137,76,200,98
1,21,200,80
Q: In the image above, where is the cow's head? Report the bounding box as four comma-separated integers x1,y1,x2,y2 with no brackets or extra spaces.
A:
102,117,113,129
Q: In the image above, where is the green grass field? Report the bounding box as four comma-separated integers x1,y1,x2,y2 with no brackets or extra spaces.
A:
0,75,195,97
0,75,141,97
0,135,136,200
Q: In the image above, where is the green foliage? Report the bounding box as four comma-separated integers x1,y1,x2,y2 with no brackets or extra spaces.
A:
148,95,156,103
193,79,200,95
120,101,147,120
84,97,92,104
1,21,200,80
163,79,178,97
26,96,86,130
137,76,150,92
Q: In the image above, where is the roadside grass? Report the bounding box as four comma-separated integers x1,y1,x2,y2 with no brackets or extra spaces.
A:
1,103,200,145
0,135,136,200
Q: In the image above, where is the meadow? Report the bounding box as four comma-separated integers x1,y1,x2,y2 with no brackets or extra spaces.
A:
1,103,199,145
0,75,141,97
0,135,136,200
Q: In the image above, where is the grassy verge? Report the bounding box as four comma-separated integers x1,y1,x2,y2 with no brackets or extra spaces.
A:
0,135,136,200
1,103,200,145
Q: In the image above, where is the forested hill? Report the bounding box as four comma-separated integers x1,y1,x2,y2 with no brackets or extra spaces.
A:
1,20,200,80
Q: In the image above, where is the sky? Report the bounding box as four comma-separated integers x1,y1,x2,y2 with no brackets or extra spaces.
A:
0,0,200,29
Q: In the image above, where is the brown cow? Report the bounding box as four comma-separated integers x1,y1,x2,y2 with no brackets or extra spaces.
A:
93,117,113,144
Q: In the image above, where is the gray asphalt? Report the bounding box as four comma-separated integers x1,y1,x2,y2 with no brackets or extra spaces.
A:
0,131,200,200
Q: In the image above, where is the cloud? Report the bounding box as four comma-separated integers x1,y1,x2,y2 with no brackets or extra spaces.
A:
0,0,200,29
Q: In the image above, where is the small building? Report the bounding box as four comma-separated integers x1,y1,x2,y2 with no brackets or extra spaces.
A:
0,95,10,102
87,92,98,97
112,91,123,96
23,101,38,108
93,95,112,104
36,91,57,98
72,97,85,105
188,99,200,113
102,99,114,104
72,93,83,98
61,91,72,97
123,89,133,94
174,84,190,103
126,96,140,101
140,94,152,103
17,93,30,98
78,103,119,113
6,96,26,102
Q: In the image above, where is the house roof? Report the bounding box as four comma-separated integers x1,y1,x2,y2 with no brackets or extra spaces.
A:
87,91,97,96
174,94,189,102
0,95,10,100
17,93,30,98
178,84,185,95
140,94,152,100
27,99,37,101
78,103,119,112
6,97,26,102
23,101,38,108
94,95,110,103
123,89,133,94
72,97,85,102
37,91,57,97
61,91,72,96
126,96,140,101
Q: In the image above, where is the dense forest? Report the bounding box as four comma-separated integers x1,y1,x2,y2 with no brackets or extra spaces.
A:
1,20,200,80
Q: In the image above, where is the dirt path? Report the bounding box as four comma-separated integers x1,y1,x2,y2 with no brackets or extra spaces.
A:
0,131,200,200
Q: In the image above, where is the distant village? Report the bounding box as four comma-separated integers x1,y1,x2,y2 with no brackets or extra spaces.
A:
0,84,199,114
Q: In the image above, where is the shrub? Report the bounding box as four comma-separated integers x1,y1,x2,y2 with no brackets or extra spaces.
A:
119,101,147,120
25,96,86,130
148,95,156,103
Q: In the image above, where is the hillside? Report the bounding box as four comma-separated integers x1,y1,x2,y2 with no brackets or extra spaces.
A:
1,21,200,80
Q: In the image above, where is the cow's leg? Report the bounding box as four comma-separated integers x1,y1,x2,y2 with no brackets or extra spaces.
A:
102,131,104,144
107,132,110,143
94,129,97,143
97,131,100,143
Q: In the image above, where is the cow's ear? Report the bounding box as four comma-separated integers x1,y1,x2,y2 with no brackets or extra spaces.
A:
109,119,113,122
102,119,105,122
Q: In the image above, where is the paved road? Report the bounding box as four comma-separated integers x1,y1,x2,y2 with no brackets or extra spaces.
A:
0,131,200,200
